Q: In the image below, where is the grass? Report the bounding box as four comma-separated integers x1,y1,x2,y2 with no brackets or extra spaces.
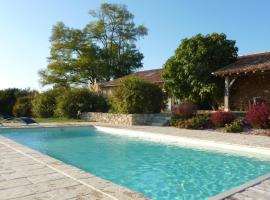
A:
34,117,87,123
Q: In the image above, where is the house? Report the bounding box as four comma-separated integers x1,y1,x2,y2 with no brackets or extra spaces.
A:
98,69,163,96
213,52,270,111
94,51,270,112
94,69,176,110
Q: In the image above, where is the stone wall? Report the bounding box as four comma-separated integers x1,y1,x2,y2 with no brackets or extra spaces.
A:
81,112,171,126
230,74,270,111
131,113,171,126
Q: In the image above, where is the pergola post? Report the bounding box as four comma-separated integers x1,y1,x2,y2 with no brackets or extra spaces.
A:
224,76,230,111
224,76,236,112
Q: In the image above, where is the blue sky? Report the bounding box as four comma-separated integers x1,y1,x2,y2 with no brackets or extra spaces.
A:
1,0,270,90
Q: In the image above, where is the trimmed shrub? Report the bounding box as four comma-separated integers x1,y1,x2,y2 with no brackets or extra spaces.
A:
110,76,166,114
0,88,37,116
56,89,108,118
245,104,270,129
179,114,209,129
172,101,197,119
169,118,184,127
170,114,210,129
12,95,34,117
211,111,235,127
32,90,60,118
224,119,243,133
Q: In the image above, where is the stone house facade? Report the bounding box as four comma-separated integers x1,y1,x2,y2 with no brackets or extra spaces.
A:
91,52,270,112
213,52,270,111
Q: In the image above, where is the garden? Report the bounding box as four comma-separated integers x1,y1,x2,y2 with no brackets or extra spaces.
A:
0,76,166,123
1,3,269,135
0,88,108,122
169,101,270,136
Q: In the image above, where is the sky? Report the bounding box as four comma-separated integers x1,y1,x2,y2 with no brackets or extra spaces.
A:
1,0,270,90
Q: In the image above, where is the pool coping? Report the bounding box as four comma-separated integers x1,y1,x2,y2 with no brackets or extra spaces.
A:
2,123,270,158
1,123,270,199
0,135,149,200
208,172,270,199
94,126,270,199
95,126,270,158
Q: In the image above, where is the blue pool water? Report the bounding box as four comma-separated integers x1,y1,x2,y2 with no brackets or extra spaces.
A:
1,127,270,200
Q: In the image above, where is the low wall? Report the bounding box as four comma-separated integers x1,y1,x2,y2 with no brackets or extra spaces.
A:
81,112,171,126
81,112,133,126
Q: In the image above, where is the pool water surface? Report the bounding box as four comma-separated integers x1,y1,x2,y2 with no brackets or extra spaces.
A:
1,127,270,200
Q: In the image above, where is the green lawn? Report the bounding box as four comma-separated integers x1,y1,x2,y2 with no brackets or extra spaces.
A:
34,117,87,123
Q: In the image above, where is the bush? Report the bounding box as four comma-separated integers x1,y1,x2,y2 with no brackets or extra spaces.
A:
245,104,270,129
170,114,210,129
0,88,37,116
224,119,243,133
179,114,209,129
12,95,34,117
169,118,184,127
32,90,60,118
110,76,166,114
172,101,197,119
56,89,108,118
211,111,235,127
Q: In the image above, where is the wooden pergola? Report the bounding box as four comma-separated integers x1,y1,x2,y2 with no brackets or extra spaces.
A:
212,52,270,111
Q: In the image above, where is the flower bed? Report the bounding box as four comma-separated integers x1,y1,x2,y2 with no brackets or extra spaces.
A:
169,104,270,135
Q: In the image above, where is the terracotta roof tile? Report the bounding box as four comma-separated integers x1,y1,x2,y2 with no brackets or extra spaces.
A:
99,69,163,87
213,51,270,76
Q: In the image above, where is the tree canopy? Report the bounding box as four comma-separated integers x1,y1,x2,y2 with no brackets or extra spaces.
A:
39,3,147,88
39,22,101,88
85,3,148,79
162,33,238,109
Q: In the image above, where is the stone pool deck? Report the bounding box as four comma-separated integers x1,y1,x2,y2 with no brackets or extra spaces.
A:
0,135,148,200
1,122,270,199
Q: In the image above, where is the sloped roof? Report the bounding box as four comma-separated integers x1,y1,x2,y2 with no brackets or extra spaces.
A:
99,69,162,87
213,52,270,76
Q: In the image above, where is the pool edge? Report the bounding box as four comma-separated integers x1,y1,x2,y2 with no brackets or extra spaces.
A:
208,172,270,199
95,126,270,200
95,126,270,158
2,124,270,199
0,135,149,200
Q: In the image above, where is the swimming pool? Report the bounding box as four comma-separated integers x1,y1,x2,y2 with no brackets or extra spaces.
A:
1,127,270,200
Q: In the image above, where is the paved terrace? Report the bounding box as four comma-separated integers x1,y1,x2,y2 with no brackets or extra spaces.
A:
0,135,148,200
1,122,270,199
226,178,270,200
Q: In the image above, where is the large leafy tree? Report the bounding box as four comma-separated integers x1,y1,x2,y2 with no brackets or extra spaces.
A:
39,3,147,88
85,3,148,79
162,33,238,109
39,22,102,88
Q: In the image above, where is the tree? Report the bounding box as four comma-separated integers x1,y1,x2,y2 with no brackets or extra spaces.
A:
13,95,34,117
0,88,37,116
110,76,166,114
85,3,148,80
32,89,61,118
162,33,238,109
39,22,102,88
39,3,147,88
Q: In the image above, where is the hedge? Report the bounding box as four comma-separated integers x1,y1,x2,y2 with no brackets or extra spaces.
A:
110,76,166,114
